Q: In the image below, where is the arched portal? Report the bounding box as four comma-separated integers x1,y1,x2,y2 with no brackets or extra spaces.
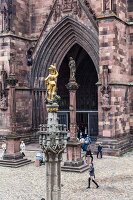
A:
57,44,98,137
31,17,99,87
31,17,99,135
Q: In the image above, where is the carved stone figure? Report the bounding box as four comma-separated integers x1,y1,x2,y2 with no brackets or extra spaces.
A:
62,0,72,11
53,3,61,21
0,95,7,110
102,93,109,106
100,65,111,110
0,66,8,111
69,57,76,81
104,0,110,10
45,64,58,102
26,47,34,66
1,0,13,32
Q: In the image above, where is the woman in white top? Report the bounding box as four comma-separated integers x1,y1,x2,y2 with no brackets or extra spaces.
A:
1,141,6,159
20,141,25,157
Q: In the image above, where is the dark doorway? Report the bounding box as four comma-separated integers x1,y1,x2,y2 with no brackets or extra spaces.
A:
57,44,98,137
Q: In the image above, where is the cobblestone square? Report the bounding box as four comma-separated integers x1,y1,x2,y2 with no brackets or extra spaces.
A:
0,147,133,200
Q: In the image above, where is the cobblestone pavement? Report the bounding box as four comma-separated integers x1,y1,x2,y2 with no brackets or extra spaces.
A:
0,146,133,200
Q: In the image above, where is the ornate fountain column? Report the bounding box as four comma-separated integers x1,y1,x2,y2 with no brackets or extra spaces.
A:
38,64,67,200
61,57,89,172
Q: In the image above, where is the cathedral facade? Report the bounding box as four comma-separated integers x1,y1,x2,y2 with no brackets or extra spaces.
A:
0,0,133,155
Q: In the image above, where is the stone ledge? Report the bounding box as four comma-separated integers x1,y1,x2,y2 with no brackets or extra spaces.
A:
94,134,133,156
0,32,38,41
0,158,33,168
61,163,89,173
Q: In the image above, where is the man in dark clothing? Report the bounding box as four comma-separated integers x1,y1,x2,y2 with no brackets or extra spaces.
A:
97,143,103,159
85,147,93,164
87,162,99,189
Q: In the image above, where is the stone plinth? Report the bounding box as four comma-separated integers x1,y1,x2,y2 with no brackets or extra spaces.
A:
3,135,22,160
61,80,89,172
66,141,81,162
94,134,133,156
0,134,32,167
62,140,89,173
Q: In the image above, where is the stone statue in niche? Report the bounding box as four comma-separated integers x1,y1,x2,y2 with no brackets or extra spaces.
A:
69,57,76,81
1,0,13,32
102,93,109,106
53,0,82,20
102,0,113,15
0,96,7,111
62,0,72,11
100,65,111,110
53,2,61,22
104,0,110,10
72,1,78,15
0,66,8,111
26,47,34,66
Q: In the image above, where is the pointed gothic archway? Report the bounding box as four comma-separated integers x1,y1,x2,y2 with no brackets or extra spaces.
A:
31,16,99,130
31,16,99,87
57,43,98,137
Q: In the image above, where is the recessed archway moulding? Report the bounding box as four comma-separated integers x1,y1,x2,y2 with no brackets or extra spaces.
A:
31,17,99,88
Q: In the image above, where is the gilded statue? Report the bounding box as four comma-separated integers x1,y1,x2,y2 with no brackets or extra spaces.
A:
45,64,58,101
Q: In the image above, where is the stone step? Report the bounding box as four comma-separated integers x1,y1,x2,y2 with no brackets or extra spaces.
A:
0,158,33,168
61,163,89,173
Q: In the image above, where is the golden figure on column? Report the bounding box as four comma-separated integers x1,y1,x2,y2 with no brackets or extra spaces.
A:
45,64,58,101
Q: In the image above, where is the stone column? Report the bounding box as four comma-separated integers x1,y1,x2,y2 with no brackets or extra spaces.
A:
69,89,77,140
39,103,67,200
62,57,89,172
0,73,31,167
3,73,22,159
45,150,62,200
66,82,81,161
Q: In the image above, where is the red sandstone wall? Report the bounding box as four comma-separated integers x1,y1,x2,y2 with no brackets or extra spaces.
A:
98,0,131,137
12,0,30,36
0,0,132,135
10,37,31,87
128,0,133,134
116,0,128,21
128,0,133,21
0,37,11,132
0,37,10,72
89,0,102,15
29,0,52,38
16,90,32,132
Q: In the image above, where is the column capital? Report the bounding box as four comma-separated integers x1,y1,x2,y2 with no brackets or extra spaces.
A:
6,73,18,87
66,81,79,91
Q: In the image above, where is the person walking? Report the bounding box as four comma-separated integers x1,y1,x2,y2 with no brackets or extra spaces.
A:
97,143,103,158
84,135,92,151
1,140,6,159
67,130,70,141
85,146,93,164
20,141,26,157
87,162,99,189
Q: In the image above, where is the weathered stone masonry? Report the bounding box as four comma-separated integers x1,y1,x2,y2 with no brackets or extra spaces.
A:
0,0,132,155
